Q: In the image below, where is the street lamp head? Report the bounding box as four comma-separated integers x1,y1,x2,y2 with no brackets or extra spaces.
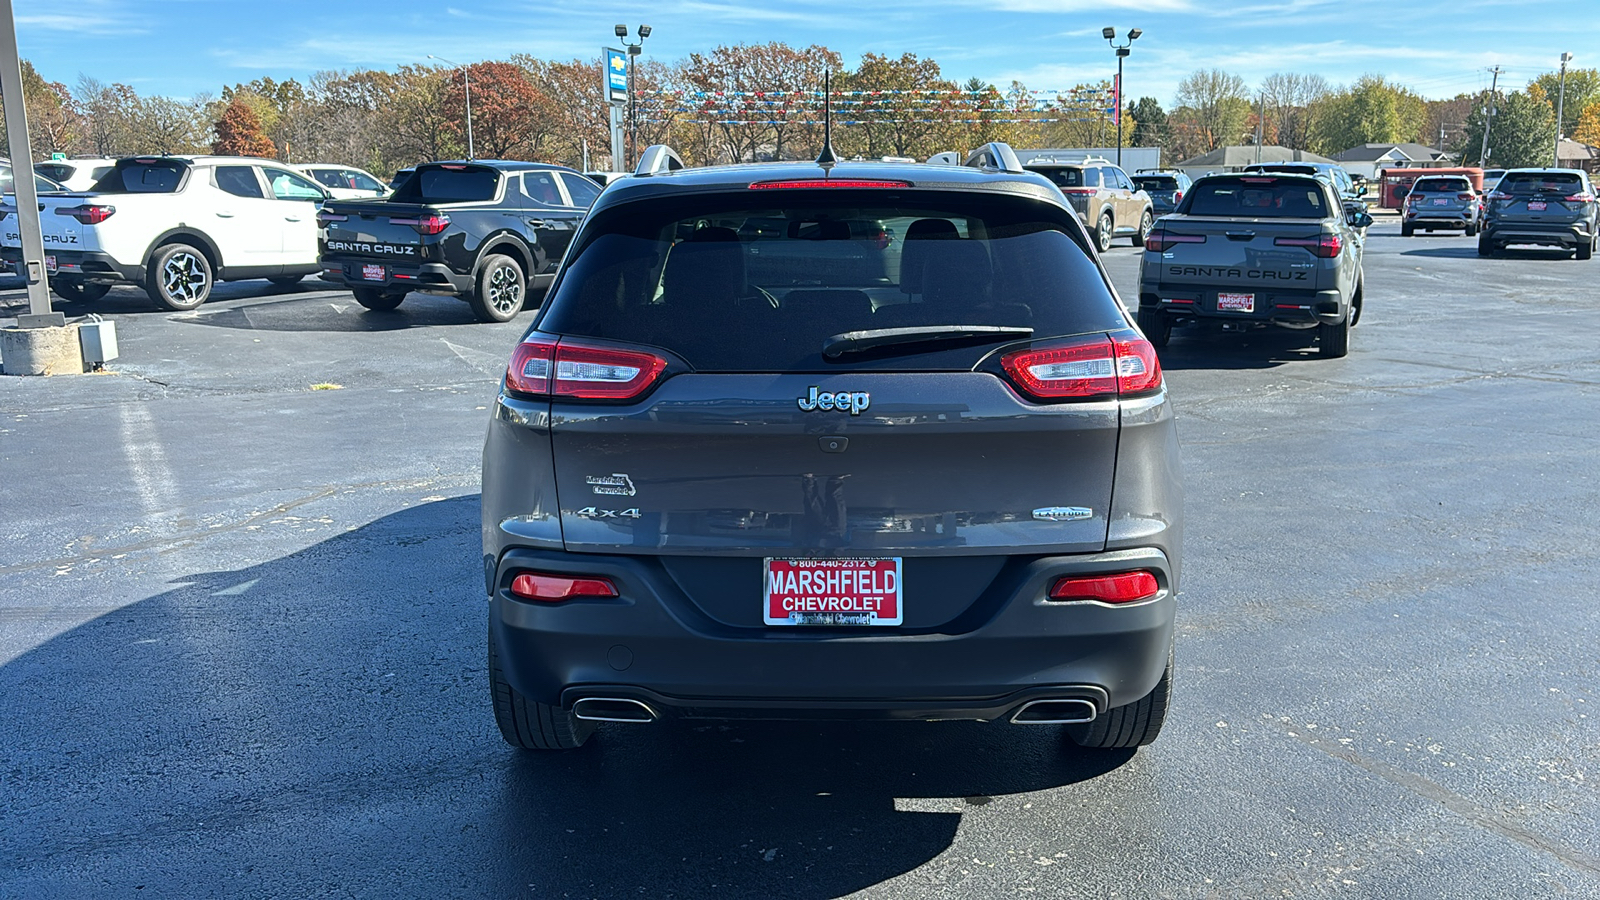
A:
1128,28,1142,40
1102,26,1116,40
1561,52,1574,64
638,24,652,38
614,24,628,38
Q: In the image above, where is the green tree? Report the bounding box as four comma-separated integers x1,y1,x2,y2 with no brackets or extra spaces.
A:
1128,96,1167,149
1309,75,1427,155
1457,91,1556,168
1169,68,1251,157
1530,68,1600,137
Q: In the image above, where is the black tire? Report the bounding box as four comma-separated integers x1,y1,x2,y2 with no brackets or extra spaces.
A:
1477,234,1494,257
489,624,595,750
467,253,527,323
1576,238,1593,261
145,242,213,311
1465,219,1478,237
51,279,111,303
1136,306,1171,348
1132,210,1153,248
1400,222,1414,237
1318,310,1351,359
1067,645,1172,749
351,287,406,311
268,274,305,288
1094,213,1115,253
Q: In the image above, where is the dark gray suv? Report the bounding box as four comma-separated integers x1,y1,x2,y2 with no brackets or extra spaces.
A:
481,143,1182,752
1479,168,1598,259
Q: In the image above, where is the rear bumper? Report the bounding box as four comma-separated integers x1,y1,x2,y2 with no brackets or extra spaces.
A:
1139,285,1346,327
0,248,143,284
1407,211,1474,227
1483,222,1592,247
320,257,473,295
490,546,1176,719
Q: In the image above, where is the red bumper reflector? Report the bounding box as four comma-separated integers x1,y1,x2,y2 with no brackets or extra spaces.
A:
510,572,619,602
1049,571,1159,603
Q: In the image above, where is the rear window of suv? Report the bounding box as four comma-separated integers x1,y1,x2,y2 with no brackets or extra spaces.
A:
1497,172,1585,194
391,165,500,203
1412,178,1470,193
91,160,187,193
535,191,1127,372
1184,178,1328,218
1026,167,1086,188
1134,176,1179,191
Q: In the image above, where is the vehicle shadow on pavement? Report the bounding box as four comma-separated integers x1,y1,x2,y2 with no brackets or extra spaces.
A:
1399,246,1574,261
1155,329,1320,371
0,496,1132,897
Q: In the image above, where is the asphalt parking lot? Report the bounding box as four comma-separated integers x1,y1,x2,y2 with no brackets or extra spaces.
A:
3,218,1598,898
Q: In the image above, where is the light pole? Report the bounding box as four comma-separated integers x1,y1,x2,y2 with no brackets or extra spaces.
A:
615,24,651,169
428,54,474,160
1103,27,1141,168
1554,52,1574,167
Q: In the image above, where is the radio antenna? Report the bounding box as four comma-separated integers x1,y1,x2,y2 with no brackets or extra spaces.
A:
816,69,838,171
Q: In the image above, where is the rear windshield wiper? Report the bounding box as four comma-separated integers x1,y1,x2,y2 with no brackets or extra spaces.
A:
822,325,1034,360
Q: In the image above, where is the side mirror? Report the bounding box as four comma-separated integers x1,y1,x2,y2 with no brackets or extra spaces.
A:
1350,212,1373,229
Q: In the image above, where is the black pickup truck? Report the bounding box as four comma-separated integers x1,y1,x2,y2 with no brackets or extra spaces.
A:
317,160,602,322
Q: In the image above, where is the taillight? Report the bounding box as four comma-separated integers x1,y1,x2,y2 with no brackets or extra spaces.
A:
56,204,115,224
504,336,668,401
1274,234,1341,258
1049,571,1159,603
389,213,451,235
316,209,348,224
748,180,911,190
1172,190,1183,204
1061,187,1096,196
1457,193,1476,201
510,571,618,602
1486,190,1510,202
1144,230,1204,253
1564,192,1595,202
1000,334,1162,401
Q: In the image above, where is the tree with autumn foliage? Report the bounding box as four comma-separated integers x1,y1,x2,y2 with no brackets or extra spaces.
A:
1575,102,1600,147
443,61,557,159
211,96,276,157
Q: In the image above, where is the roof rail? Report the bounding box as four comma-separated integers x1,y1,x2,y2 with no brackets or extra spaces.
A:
963,142,1024,174
926,151,963,166
634,145,684,177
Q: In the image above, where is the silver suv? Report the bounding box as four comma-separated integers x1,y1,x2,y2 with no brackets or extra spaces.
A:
1023,157,1154,252
1402,174,1480,237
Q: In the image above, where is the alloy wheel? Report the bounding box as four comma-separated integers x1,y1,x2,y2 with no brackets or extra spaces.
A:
163,252,207,304
487,263,523,315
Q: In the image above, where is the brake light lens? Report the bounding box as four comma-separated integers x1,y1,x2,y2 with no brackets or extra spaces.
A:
1172,190,1183,203
316,209,348,224
505,336,669,401
510,571,618,602
56,204,115,225
1060,187,1097,196
1049,571,1159,603
748,180,911,190
1274,234,1342,258
1000,334,1162,400
1564,192,1595,202
1457,192,1476,201
389,213,451,235
1144,230,1205,253
1486,190,1511,202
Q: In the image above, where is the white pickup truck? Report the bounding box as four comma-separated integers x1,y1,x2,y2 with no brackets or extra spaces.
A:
1,155,329,309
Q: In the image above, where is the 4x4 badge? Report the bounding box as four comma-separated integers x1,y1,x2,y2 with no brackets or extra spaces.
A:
1033,507,1092,522
575,507,642,519
797,386,871,415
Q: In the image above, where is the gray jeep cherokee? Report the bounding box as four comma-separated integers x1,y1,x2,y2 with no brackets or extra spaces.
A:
481,142,1183,752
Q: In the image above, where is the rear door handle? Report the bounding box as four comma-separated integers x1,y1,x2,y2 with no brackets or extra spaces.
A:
216,211,235,218
285,216,302,222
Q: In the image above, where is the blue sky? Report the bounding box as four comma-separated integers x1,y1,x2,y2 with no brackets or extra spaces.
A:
13,0,1592,104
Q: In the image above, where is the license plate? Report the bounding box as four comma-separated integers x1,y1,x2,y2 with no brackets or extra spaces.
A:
361,263,386,281
44,255,56,274
1528,201,1547,211
1217,292,1255,312
764,558,902,626
1432,198,1449,206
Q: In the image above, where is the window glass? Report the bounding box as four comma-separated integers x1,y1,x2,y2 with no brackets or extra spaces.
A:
1497,172,1584,194
521,171,564,206
559,172,602,207
263,168,326,200
1411,178,1470,193
36,164,71,182
1110,168,1133,190
215,165,265,198
1134,176,1179,191
1186,178,1328,217
536,193,1125,373
1026,167,1084,188
345,170,385,192
392,166,499,202
92,161,186,193
307,168,345,189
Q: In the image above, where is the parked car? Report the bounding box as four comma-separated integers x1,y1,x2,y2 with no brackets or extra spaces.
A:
0,163,67,195
389,167,415,191
1022,156,1154,251
1132,170,1192,217
1138,172,1371,357
482,141,1182,752
1478,168,1598,259
318,160,602,321
583,171,629,187
1242,162,1368,226
35,157,117,192
295,164,390,199
0,155,329,307
1482,168,1507,191
1402,174,1481,236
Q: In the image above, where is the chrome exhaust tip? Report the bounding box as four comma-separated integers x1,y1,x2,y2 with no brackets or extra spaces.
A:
1010,698,1097,725
572,697,657,723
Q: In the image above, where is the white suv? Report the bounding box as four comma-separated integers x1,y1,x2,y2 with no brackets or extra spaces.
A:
35,157,118,192
294,164,390,199
0,155,330,309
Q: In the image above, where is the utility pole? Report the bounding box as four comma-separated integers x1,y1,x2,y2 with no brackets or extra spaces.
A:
0,0,54,325
1554,53,1574,167
1479,66,1501,166
1256,92,1265,163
